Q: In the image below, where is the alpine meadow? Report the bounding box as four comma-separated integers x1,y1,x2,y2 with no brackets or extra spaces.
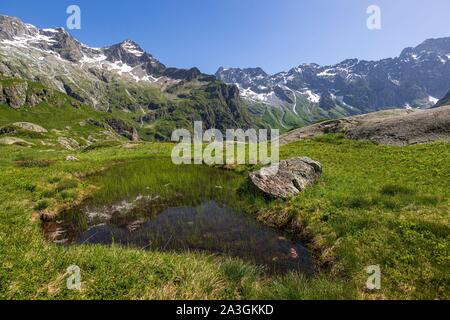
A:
0,1,449,305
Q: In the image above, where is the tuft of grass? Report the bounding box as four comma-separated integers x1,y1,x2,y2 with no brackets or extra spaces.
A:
15,160,53,168
59,190,77,200
82,140,122,152
248,273,357,300
380,184,415,196
48,177,62,184
34,199,50,211
55,180,78,192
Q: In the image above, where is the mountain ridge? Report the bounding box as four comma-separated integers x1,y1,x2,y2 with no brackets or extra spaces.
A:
216,36,450,129
0,14,260,140
1,13,449,137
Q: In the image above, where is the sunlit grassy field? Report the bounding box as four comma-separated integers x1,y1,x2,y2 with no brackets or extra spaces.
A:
0,135,448,299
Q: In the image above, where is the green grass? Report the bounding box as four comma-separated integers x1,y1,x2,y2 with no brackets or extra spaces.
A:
0,75,267,143
270,134,450,299
0,141,347,299
85,158,246,206
0,134,448,300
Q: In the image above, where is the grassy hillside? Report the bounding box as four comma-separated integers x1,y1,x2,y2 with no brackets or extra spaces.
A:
245,93,360,133
269,135,449,299
0,76,266,142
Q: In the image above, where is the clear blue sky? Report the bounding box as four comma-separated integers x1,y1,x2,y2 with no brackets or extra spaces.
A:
1,0,450,74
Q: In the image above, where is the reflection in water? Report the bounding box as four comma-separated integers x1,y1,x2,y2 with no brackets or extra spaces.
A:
43,200,313,275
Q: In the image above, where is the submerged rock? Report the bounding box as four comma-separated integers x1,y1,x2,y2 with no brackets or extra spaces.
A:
249,157,322,199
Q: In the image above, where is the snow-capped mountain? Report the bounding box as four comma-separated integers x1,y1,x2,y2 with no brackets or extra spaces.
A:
216,37,450,127
1,14,449,134
0,15,211,109
0,15,256,139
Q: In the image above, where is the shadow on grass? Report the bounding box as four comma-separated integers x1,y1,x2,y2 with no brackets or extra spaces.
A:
332,184,441,211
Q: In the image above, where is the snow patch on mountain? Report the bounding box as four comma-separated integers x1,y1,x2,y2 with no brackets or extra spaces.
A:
428,96,439,104
121,40,144,57
301,89,321,103
317,69,336,77
239,86,275,103
79,53,107,64
1,32,57,47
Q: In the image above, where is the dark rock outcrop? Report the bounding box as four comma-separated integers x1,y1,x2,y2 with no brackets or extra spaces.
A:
163,67,201,81
1,81,27,108
0,78,59,108
106,118,139,141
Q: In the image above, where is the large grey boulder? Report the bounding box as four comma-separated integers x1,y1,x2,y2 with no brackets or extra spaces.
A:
249,157,322,199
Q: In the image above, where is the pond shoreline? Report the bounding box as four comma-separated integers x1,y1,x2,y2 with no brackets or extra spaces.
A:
41,159,316,275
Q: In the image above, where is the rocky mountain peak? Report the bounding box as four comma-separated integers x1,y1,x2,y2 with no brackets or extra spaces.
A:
0,16,211,82
414,37,450,55
120,40,144,55
48,29,84,62
217,36,450,117
100,39,167,76
400,37,450,61
0,15,37,39
215,67,271,92
0,15,85,63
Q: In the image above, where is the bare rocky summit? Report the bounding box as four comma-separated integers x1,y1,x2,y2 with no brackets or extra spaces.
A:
280,106,450,146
